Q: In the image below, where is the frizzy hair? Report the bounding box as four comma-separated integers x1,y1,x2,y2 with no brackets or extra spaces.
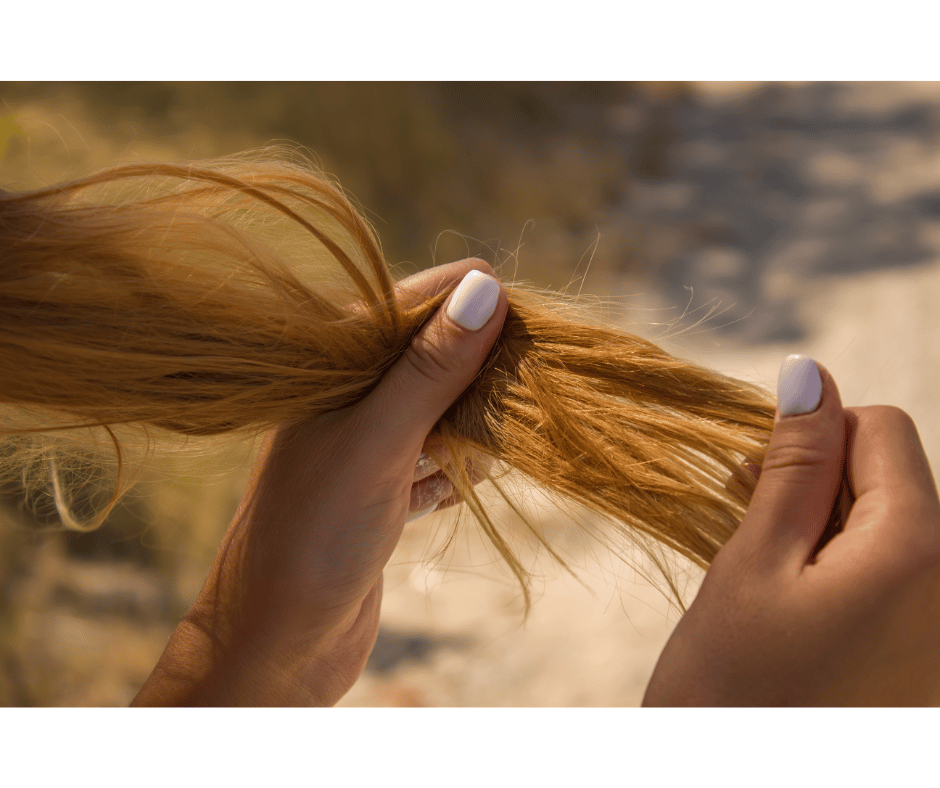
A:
0,148,847,612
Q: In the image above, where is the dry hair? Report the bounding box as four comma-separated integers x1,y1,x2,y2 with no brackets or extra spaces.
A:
0,148,843,613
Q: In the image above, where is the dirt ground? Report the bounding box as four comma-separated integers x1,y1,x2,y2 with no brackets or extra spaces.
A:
2,82,939,706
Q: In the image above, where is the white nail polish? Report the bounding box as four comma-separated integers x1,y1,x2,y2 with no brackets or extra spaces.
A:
405,502,439,523
777,354,823,416
446,270,500,331
413,452,440,481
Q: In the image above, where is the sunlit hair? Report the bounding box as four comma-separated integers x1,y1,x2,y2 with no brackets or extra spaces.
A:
0,148,845,612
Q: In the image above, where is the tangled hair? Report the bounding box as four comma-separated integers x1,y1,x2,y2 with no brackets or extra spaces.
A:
0,148,847,612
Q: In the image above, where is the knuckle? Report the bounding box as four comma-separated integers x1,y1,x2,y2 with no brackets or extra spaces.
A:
468,258,495,278
760,436,831,474
893,501,940,567
856,405,922,454
410,473,453,510
401,328,459,385
856,498,940,594
868,405,918,435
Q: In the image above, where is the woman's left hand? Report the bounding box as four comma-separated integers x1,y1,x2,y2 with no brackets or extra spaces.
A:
133,258,507,705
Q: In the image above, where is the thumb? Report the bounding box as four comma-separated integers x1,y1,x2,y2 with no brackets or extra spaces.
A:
736,355,847,572
358,268,507,456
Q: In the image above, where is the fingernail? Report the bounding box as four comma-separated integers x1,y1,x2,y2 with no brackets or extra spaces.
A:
414,452,440,481
742,460,762,479
777,354,823,416
446,270,500,331
405,502,439,523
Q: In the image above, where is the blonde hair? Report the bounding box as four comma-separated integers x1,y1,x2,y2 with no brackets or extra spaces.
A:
0,148,845,612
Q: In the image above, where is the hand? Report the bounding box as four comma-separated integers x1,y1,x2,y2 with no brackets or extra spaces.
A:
133,258,507,706
643,356,940,706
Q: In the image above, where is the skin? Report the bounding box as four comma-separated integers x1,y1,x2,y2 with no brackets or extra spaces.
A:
133,258,507,705
134,266,940,706
644,365,940,706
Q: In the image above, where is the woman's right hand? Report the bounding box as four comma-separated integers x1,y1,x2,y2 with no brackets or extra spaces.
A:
644,356,940,706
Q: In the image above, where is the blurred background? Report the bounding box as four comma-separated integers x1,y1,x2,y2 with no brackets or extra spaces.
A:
1,82,939,706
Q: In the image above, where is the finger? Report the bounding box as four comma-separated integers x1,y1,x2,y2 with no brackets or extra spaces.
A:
408,471,453,514
408,452,494,519
724,458,762,501
413,451,443,482
395,258,495,311
842,405,940,543
732,355,847,573
412,435,458,482
432,454,494,512
844,406,939,509
355,266,508,467
413,441,491,483
348,258,495,317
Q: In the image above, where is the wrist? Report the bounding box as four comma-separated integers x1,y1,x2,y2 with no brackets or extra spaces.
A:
132,606,344,707
132,535,384,706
